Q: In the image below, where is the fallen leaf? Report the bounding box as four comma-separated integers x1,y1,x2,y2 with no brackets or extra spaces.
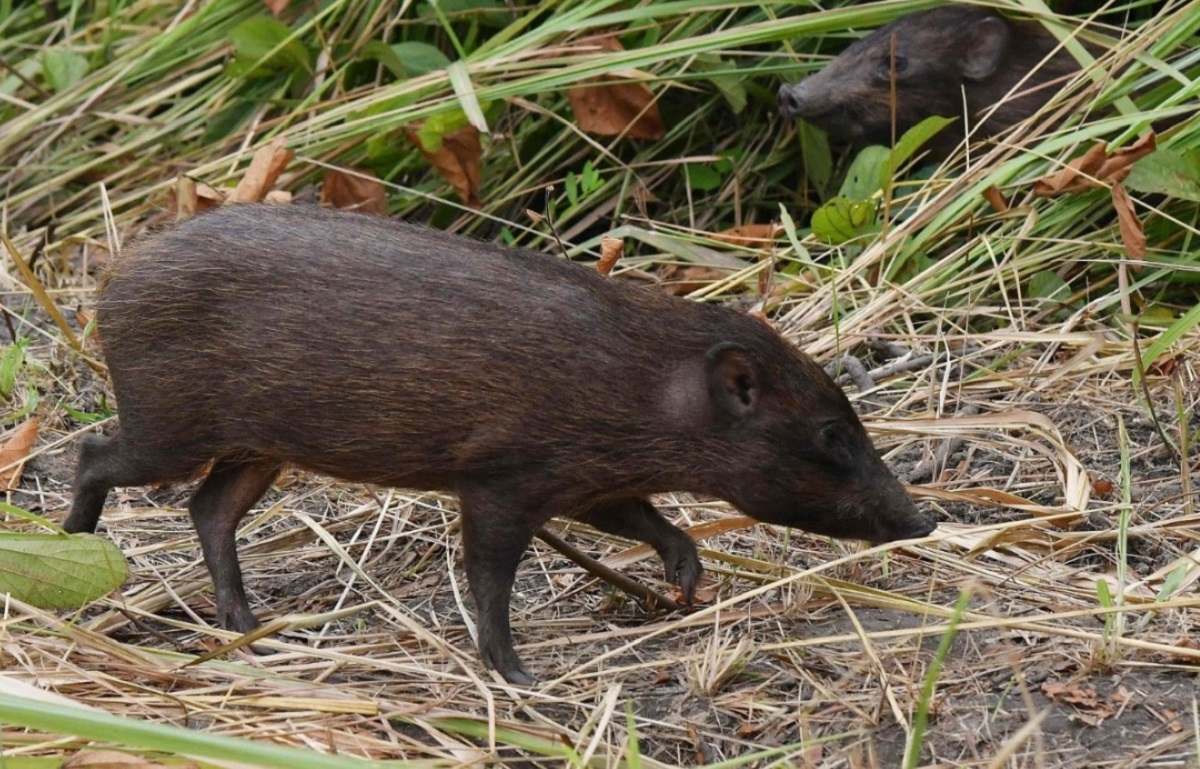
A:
65,750,194,769
261,0,289,16
566,36,664,140
652,670,672,685
659,265,729,295
713,223,783,248
321,167,388,215
1033,134,1157,198
1042,681,1101,708
406,124,482,207
229,136,294,203
1091,477,1114,496
982,184,1009,212
1111,182,1145,260
1160,707,1183,733
597,236,624,275
0,419,39,490
737,722,762,737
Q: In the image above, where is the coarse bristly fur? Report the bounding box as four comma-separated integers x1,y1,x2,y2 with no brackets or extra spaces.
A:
778,6,1086,154
65,203,934,684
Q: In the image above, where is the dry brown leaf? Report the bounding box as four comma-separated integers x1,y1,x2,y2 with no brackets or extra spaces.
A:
652,670,672,685
982,184,1009,213
321,167,388,215
65,750,196,769
229,136,294,203
0,418,39,490
597,236,624,276
1091,477,1114,496
713,223,783,248
1111,182,1145,260
566,36,664,141
1040,681,1116,724
406,124,482,207
659,265,729,295
1032,133,1157,197
262,0,290,16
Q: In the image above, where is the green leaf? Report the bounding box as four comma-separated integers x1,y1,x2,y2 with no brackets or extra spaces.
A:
359,40,406,80
413,108,471,151
811,196,879,245
798,121,832,201
41,50,89,93
0,533,127,609
1028,270,1070,302
228,17,313,78
0,338,28,401
686,164,721,192
880,115,955,190
693,54,746,114
1125,149,1200,202
389,41,452,77
838,145,890,200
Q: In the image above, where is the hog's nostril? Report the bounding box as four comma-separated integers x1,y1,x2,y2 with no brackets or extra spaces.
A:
777,83,808,117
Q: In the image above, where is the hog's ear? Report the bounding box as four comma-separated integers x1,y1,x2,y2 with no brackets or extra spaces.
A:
705,343,761,419
963,17,1009,80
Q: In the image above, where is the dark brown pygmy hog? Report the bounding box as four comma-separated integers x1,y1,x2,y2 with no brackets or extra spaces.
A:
778,6,1084,154
66,204,935,685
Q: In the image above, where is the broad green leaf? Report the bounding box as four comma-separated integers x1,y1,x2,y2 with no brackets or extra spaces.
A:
359,39,406,80
880,115,955,190
1028,270,1070,302
413,108,471,151
228,17,313,77
41,50,89,93
1,58,41,97
693,54,746,114
1126,149,1200,202
798,121,832,201
0,533,127,609
811,196,879,245
686,164,721,192
389,41,452,77
838,145,890,200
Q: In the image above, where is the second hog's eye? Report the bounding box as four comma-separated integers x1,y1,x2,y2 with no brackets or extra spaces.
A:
876,53,909,81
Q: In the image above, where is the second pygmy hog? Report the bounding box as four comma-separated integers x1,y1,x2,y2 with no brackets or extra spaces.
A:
778,6,1084,153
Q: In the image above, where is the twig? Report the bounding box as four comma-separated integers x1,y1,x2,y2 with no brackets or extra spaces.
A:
536,528,683,613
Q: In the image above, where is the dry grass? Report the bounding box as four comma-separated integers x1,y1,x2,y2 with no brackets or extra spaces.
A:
2,0,1200,766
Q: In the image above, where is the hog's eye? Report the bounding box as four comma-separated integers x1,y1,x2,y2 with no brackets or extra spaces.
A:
876,53,909,81
816,423,854,469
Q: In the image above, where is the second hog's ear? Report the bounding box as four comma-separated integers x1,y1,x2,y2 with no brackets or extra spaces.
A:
705,343,761,420
963,16,1009,80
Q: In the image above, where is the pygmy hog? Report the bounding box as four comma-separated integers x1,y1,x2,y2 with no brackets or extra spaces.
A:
778,6,1083,154
66,204,935,685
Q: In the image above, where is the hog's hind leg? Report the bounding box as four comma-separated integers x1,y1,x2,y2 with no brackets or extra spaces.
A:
65,432,185,534
458,483,546,686
187,458,281,633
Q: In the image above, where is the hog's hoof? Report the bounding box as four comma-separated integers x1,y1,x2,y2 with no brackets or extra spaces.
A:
658,529,702,605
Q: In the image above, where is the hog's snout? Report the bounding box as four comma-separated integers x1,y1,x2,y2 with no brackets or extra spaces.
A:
777,81,815,118
868,490,936,544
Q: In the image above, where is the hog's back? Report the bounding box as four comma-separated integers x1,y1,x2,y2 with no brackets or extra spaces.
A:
98,205,712,485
